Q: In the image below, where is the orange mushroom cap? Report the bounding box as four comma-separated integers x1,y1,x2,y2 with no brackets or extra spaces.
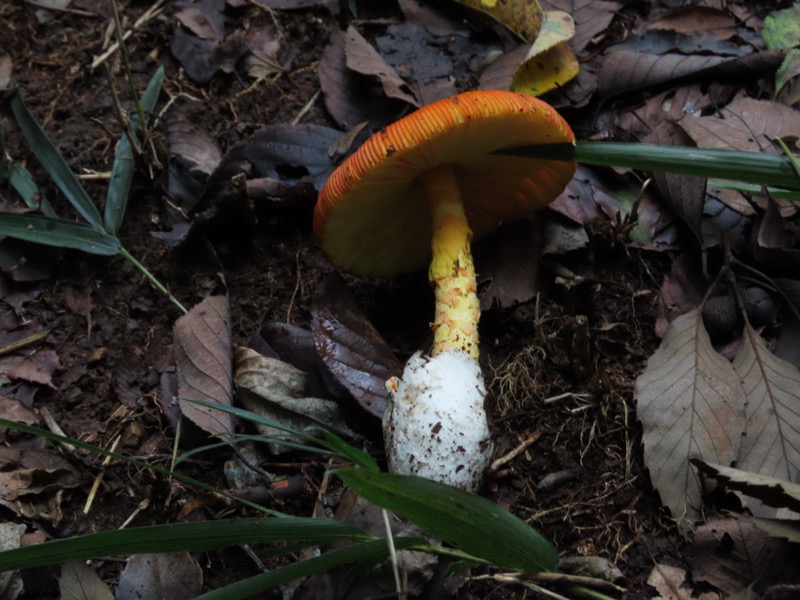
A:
314,90,576,277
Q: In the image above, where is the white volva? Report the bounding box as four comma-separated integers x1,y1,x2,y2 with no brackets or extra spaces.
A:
383,350,494,492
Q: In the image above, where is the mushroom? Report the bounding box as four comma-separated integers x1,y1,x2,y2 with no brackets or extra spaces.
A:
314,90,576,491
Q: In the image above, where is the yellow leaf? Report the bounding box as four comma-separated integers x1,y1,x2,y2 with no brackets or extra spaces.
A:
511,11,579,97
456,0,543,42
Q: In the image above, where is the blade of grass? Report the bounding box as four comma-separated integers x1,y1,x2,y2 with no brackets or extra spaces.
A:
334,467,559,575
6,86,104,229
194,537,426,600
0,518,374,572
0,213,120,254
500,142,800,189
118,245,188,314
105,66,164,234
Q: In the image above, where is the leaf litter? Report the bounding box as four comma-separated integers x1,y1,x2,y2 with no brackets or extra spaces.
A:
4,0,800,597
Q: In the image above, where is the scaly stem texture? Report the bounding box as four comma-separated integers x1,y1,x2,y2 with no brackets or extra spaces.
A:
419,165,480,360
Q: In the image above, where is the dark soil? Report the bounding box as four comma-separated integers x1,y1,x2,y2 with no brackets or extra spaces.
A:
1,1,689,598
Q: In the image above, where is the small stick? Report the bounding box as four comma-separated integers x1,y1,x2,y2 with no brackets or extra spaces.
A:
119,498,150,529
90,0,167,71
0,330,49,357
39,407,78,454
291,90,321,125
84,435,121,514
490,427,543,473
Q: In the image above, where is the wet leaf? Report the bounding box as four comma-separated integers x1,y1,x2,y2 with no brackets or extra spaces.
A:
311,275,403,419
116,553,202,600
174,296,234,438
456,0,544,42
635,308,746,536
59,561,114,600
732,321,800,518
512,11,578,97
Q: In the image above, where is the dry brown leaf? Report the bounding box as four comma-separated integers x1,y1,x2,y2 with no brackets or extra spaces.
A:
679,97,800,153
59,561,114,600
635,308,746,536
691,513,786,596
732,321,800,518
456,0,543,42
174,296,234,438
540,0,621,54
691,461,800,515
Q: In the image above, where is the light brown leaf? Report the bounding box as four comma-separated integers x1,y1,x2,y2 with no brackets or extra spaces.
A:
174,296,234,438
733,321,800,518
635,308,746,536
540,0,621,54
691,461,800,515
456,0,543,42
59,561,114,600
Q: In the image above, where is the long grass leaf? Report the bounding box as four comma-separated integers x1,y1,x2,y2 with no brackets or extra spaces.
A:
334,468,559,574
105,66,164,234
501,141,800,189
0,418,285,517
0,518,373,572
194,537,426,600
0,213,119,255
7,87,104,229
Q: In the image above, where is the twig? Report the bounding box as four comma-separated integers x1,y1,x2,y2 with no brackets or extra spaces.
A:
39,407,78,454
119,498,150,529
291,90,321,125
90,0,167,71
84,435,122,515
381,509,403,600
0,330,49,356
490,427,543,473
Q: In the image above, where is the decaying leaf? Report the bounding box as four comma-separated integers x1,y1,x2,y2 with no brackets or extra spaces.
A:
0,523,25,599
234,345,358,453
456,0,544,42
540,0,621,54
174,296,234,438
511,11,579,97
311,275,403,419
635,308,746,535
691,461,800,515
646,563,718,600
0,349,60,387
691,514,791,596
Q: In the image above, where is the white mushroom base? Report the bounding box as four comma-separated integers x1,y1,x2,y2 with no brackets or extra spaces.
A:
383,350,494,492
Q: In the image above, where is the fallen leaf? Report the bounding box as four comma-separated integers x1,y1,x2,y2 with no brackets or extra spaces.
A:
0,523,25,599
635,308,746,536
234,346,359,453
0,349,60,387
512,11,579,97
456,0,544,42
244,24,284,79
311,274,403,419
116,553,202,600
540,0,620,54
748,516,800,543
691,514,789,596
59,561,114,600
732,321,800,518
174,296,234,438
763,4,800,49
690,461,800,515
169,28,247,84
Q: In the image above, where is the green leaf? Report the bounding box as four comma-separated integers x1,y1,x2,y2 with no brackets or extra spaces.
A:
0,518,373,572
763,4,800,50
194,537,425,600
0,213,120,255
334,468,559,574
105,66,164,234
7,87,104,230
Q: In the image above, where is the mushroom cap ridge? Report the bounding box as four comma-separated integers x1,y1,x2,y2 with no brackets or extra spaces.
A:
314,90,576,277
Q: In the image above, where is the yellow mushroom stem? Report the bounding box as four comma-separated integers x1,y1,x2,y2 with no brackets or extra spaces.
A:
417,164,480,361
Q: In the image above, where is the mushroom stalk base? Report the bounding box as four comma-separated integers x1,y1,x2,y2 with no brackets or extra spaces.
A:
384,350,494,492
418,165,480,360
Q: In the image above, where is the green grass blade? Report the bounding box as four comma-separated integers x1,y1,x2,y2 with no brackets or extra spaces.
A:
7,87,104,229
0,213,120,255
194,537,425,600
0,518,373,572
105,66,164,234
501,141,800,189
334,468,559,574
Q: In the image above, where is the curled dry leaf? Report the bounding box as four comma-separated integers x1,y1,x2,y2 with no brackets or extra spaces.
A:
234,346,358,453
540,0,621,54
511,11,579,97
635,307,746,536
691,461,800,515
311,275,403,419
174,296,234,438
